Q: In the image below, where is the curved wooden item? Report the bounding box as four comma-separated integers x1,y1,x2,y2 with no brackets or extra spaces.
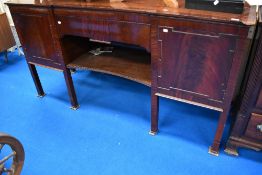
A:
0,132,25,175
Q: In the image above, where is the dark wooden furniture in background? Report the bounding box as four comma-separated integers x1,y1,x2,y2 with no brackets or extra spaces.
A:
0,12,15,62
185,0,245,14
6,0,257,155
225,6,262,156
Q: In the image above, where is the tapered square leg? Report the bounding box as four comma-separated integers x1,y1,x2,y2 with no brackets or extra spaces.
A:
27,63,45,97
63,68,79,110
224,140,239,156
150,92,159,135
209,109,230,156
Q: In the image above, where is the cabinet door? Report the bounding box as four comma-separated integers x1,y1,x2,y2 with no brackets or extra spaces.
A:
157,27,236,103
11,8,60,65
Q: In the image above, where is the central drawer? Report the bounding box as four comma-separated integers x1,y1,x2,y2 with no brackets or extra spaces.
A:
54,9,151,51
55,15,110,41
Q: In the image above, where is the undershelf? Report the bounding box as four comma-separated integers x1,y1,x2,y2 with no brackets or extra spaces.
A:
67,44,151,86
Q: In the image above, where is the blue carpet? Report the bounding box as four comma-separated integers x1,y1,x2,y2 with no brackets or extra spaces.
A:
0,50,261,175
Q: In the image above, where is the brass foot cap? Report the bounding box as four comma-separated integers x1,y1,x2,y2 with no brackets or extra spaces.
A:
208,146,219,156
224,148,239,156
149,131,157,136
70,105,80,110
37,93,46,98
70,69,76,74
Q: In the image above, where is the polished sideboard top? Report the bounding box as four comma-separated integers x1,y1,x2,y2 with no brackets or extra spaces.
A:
5,0,257,25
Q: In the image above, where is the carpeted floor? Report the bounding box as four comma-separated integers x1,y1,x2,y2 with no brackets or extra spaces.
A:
0,50,261,175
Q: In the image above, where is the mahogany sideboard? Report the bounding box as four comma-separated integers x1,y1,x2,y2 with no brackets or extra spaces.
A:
5,0,257,155
225,6,262,156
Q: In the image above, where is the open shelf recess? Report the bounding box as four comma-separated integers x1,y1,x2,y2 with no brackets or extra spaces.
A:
64,36,151,86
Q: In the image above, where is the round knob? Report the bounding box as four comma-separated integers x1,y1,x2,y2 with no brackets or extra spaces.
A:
163,28,168,33
57,21,62,25
257,124,262,132
213,0,219,5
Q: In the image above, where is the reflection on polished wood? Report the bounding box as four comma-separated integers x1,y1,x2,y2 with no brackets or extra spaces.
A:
5,0,258,156
6,0,256,25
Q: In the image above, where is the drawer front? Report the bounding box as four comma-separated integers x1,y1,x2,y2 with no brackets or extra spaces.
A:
154,16,249,38
56,15,110,41
108,21,150,51
54,9,150,50
245,113,262,141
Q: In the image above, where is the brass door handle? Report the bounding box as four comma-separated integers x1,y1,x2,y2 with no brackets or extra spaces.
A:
257,124,262,132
